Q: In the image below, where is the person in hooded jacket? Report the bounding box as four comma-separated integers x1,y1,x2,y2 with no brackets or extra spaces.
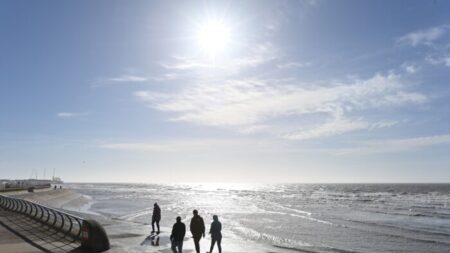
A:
208,215,222,253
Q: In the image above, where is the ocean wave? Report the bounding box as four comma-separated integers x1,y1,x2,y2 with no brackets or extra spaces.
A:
344,218,450,241
116,208,153,221
68,183,450,253
232,225,312,249
266,211,334,226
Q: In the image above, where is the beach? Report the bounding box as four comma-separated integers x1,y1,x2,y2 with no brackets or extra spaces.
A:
67,183,450,253
2,187,277,253
2,183,450,253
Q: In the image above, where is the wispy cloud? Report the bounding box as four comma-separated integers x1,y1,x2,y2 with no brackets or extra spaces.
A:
98,138,286,153
92,74,149,87
160,43,277,73
445,57,450,67
99,140,209,152
131,23,432,141
56,112,89,118
160,56,209,71
136,73,426,140
108,75,148,82
401,62,418,74
282,118,398,141
369,120,399,129
425,55,450,68
277,62,312,69
283,117,369,140
337,135,450,155
397,25,449,47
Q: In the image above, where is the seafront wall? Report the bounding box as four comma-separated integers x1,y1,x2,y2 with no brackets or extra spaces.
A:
0,192,110,252
0,184,51,193
0,179,57,192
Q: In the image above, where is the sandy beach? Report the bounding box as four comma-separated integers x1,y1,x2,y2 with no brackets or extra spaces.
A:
2,183,450,253
2,188,282,253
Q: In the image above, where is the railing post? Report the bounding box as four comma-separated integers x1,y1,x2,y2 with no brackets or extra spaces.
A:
58,212,65,232
44,208,51,223
63,214,74,238
11,199,17,211
38,205,45,220
49,209,57,228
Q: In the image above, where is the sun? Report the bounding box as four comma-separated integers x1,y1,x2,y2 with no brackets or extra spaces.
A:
196,20,231,55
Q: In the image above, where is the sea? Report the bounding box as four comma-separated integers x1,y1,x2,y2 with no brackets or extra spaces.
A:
67,183,450,253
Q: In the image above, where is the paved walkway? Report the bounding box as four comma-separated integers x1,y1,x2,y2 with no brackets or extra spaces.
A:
0,220,43,253
0,208,84,253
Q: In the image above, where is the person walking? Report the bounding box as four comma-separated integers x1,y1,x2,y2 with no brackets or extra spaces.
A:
170,216,186,253
152,202,161,234
208,215,222,253
190,210,205,253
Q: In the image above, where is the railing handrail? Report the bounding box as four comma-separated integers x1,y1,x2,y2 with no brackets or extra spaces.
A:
0,194,84,240
0,193,110,252
3,194,86,220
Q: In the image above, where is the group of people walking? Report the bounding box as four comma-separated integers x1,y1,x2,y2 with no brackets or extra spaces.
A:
151,203,222,253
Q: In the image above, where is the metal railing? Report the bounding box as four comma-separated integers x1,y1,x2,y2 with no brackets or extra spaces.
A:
0,194,110,252
0,194,84,241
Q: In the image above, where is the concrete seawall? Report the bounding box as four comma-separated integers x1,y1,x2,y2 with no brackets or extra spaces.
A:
0,184,51,193
8,188,91,212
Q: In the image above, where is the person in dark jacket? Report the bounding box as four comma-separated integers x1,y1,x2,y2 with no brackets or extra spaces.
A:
189,209,205,253
208,215,222,253
170,216,186,253
152,202,161,234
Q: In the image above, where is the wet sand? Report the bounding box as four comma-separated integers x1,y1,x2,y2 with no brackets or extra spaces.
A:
2,188,292,253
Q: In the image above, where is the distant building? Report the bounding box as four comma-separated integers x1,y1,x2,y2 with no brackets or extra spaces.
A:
0,178,61,191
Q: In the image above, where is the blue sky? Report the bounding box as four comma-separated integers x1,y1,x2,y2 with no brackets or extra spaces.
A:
1,0,450,183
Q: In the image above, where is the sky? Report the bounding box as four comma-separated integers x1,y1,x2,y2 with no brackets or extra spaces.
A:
1,0,450,183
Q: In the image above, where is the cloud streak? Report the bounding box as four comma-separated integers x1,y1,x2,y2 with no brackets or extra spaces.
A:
56,112,89,118
136,73,426,139
337,135,450,155
397,25,449,46
108,75,148,82
277,62,312,69
131,22,434,142
98,138,290,153
92,74,149,87
99,140,209,152
159,43,277,74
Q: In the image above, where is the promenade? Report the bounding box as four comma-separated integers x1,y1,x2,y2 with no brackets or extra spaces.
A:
0,207,84,253
0,189,91,253
0,217,42,253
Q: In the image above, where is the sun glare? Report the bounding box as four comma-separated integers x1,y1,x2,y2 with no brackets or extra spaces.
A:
196,20,231,55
